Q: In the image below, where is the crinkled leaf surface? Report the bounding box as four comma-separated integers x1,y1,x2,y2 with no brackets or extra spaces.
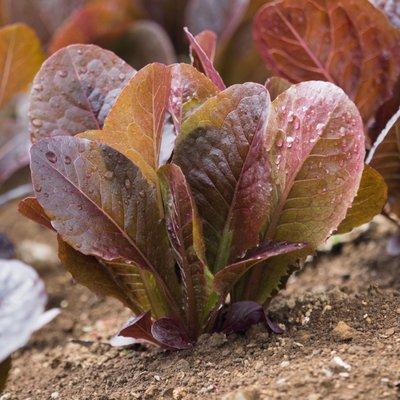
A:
1,0,85,43
30,136,181,316
0,259,56,362
173,83,273,271
29,44,135,142
151,317,193,349
336,165,387,234
213,241,307,295
169,63,219,133
0,23,44,108
184,28,226,91
253,0,400,123
265,77,291,101
159,164,207,337
186,0,249,45
80,63,171,183
369,109,400,217
244,81,365,302
371,0,400,28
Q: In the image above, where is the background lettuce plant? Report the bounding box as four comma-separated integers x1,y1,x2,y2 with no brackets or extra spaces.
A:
18,40,386,348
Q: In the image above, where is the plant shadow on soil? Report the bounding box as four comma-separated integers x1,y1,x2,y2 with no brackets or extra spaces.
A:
0,200,399,400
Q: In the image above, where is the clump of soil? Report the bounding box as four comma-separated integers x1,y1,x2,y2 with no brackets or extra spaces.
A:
1,201,399,400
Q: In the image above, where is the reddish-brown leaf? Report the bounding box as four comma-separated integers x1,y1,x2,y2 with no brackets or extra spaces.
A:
253,0,400,124
18,197,53,231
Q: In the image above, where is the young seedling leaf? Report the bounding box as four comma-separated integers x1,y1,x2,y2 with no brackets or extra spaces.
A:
265,77,291,101
169,63,219,134
253,0,400,124
30,136,181,317
174,83,273,271
213,241,307,295
336,165,387,234
151,317,193,349
0,259,58,363
158,164,208,338
115,312,160,346
0,23,44,108
80,63,171,183
184,28,226,91
29,44,135,143
244,81,365,303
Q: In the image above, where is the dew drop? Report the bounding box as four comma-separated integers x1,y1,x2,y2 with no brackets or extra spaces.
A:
276,138,284,148
33,84,43,92
45,151,57,163
124,178,132,189
77,49,83,55
104,171,114,180
34,184,42,193
139,190,145,198
118,73,126,81
64,156,72,165
58,70,68,78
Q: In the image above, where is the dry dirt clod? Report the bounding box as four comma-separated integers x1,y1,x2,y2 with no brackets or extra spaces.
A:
221,387,260,400
332,321,358,341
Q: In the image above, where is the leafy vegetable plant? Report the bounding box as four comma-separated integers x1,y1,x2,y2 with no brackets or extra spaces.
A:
20,39,383,348
0,259,59,392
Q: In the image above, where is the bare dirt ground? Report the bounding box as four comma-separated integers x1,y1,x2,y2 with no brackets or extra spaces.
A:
1,200,399,400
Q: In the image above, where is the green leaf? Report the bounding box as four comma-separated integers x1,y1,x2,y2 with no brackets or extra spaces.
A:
173,83,273,272
158,163,208,337
336,165,387,234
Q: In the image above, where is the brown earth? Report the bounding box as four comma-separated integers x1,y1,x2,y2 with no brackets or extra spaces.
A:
0,200,399,400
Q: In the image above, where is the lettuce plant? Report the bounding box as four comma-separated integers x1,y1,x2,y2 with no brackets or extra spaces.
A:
20,41,384,348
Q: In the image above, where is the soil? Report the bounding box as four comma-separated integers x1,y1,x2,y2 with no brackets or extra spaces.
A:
1,200,399,400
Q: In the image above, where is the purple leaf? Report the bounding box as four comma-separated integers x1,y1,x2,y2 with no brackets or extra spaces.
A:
219,301,265,334
151,318,193,349
184,27,226,91
113,312,161,347
0,259,59,362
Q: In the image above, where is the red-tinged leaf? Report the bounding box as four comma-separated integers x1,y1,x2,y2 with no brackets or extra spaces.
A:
244,81,365,303
369,107,400,217
219,301,265,334
80,63,171,183
186,0,249,45
0,118,30,185
0,259,58,363
213,241,307,295
151,317,193,349
29,44,135,143
371,0,400,28
119,21,176,70
265,76,291,101
158,164,208,338
184,27,226,91
0,23,44,108
30,136,182,317
336,165,387,234
1,0,85,44
253,0,400,124
169,63,219,133
173,83,272,271
18,197,54,231
193,30,217,63
0,234,14,260
48,1,133,54
116,312,161,346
